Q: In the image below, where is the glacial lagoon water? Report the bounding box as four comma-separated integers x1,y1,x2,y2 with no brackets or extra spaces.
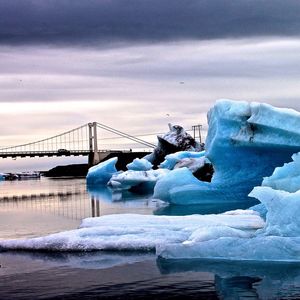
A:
0,177,299,299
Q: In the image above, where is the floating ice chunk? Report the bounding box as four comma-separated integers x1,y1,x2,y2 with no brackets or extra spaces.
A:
86,157,118,185
262,152,300,193
108,169,169,191
0,212,264,252
126,158,153,171
154,100,300,205
159,151,206,170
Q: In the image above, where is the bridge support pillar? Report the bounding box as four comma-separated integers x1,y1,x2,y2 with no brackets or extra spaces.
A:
88,122,100,166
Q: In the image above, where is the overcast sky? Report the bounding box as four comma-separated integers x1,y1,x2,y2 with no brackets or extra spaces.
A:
1,0,300,171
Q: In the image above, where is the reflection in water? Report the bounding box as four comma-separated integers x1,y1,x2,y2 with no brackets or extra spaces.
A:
0,190,91,220
0,251,218,300
90,196,100,217
157,258,300,299
0,178,160,239
215,276,261,299
0,250,155,272
1,251,299,299
87,184,154,203
154,197,259,216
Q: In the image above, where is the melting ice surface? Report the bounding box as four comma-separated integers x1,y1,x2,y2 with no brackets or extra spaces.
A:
0,210,264,251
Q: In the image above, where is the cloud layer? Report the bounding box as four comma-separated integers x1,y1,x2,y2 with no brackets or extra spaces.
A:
1,1,300,171
1,0,300,46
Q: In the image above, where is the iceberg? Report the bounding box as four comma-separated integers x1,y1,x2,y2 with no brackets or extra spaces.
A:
86,157,118,185
154,100,300,205
126,158,153,171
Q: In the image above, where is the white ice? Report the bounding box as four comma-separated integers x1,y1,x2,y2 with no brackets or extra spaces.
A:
108,169,169,190
159,151,206,170
0,211,263,252
126,158,153,171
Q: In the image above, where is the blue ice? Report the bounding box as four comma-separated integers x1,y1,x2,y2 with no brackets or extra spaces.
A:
154,100,300,205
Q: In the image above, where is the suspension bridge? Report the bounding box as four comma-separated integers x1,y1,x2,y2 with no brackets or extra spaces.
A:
0,122,157,165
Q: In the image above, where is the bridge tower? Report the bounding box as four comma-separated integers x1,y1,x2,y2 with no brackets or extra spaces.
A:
88,122,100,166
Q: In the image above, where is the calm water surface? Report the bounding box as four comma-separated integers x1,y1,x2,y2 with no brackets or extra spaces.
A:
0,177,299,299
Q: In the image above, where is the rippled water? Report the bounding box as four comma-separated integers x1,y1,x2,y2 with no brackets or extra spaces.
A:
0,177,299,299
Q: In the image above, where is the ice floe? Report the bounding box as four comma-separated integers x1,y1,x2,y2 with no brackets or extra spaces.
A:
0,211,263,252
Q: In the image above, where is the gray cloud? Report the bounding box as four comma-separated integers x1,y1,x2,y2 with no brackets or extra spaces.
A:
1,0,300,46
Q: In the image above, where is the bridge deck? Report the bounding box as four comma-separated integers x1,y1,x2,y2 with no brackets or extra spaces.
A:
0,150,129,159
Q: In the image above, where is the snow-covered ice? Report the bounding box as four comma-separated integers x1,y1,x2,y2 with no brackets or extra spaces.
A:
145,124,202,166
108,169,169,191
159,151,206,170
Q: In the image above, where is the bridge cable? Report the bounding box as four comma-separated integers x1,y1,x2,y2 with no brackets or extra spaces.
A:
96,123,156,148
